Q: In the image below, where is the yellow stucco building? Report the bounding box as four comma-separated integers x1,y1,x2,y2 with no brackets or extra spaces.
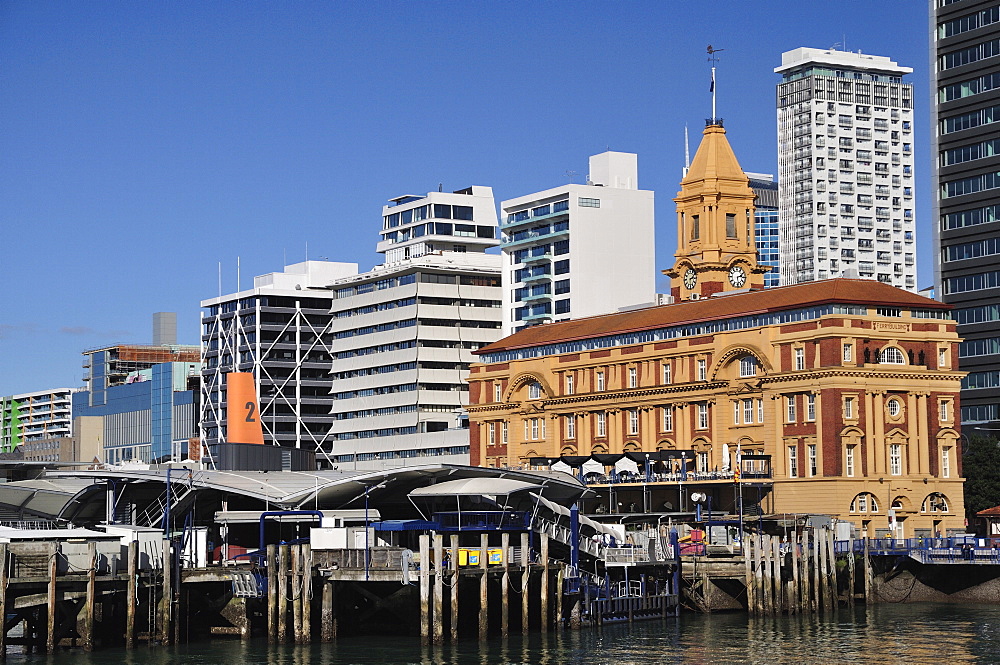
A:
467,122,965,538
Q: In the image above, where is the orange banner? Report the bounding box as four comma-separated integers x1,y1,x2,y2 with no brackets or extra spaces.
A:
225,372,264,445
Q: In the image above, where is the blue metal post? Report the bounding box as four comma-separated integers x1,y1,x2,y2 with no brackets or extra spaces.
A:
569,502,580,573
670,528,681,616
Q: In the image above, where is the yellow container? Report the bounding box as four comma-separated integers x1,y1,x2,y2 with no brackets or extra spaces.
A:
488,548,503,565
458,549,469,566
466,549,480,566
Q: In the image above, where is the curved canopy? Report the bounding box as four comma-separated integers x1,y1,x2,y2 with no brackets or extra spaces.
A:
409,477,541,498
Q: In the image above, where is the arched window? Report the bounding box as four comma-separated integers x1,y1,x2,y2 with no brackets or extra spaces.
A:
879,347,906,364
850,492,880,513
921,493,949,513
527,382,542,399
740,356,757,378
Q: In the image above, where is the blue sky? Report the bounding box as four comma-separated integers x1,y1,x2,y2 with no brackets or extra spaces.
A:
0,1,931,395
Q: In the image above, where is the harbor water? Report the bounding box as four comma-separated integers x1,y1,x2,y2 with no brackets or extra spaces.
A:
7,602,1000,664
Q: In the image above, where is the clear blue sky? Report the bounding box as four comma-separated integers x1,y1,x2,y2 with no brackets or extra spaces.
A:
0,1,931,395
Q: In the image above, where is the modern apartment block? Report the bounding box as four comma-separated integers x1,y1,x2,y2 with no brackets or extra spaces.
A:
748,173,781,288
932,0,1000,430
327,187,502,469
200,261,358,455
1,388,74,453
776,48,916,290
499,152,656,335
73,345,201,463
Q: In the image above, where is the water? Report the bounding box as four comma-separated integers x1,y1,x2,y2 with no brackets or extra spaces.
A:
9,603,1000,664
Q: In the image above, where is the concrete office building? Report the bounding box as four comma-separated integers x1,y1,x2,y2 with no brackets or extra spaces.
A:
327,187,502,469
200,261,358,456
932,0,1000,430
748,173,781,288
776,48,916,290
1,388,74,453
499,152,656,335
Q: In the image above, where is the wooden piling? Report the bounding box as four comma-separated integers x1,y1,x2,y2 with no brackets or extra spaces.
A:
0,543,7,658
83,541,97,651
826,530,837,609
162,539,173,645
433,535,444,645
759,537,771,613
278,544,289,643
125,540,137,649
500,533,510,639
810,531,820,612
798,530,807,612
479,533,489,641
754,537,766,613
449,535,459,642
302,543,311,644
291,544,303,643
863,537,872,604
266,545,277,644
45,543,57,653
771,536,782,615
555,563,563,630
540,534,549,632
846,541,856,607
419,534,430,645
321,580,336,642
520,533,530,634
743,536,755,614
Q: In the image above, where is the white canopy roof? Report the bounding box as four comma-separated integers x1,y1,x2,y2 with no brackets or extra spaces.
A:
409,477,541,498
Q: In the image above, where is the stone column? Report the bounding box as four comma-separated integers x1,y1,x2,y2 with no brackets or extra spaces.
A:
916,392,930,475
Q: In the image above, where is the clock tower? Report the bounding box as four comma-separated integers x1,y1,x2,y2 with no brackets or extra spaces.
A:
664,121,768,300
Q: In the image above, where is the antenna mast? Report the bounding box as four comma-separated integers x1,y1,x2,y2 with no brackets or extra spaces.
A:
683,125,691,177
707,45,724,124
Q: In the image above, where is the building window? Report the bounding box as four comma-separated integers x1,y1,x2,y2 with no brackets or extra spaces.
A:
662,407,673,431
843,343,853,362
757,398,764,423
942,447,951,478
887,398,902,418
697,451,709,473
524,420,529,440
566,414,576,439
808,444,817,477
794,347,805,371
726,213,737,238
940,400,950,422
692,214,700,240
697,359,707,381
743,399,753,424
596,371,606,392
596,412,607,437
879,347,906,364
788,446,798,478
528,382,542,399
628,367,638,388
851,493,878,513
488,422,496,446
565,374,574,395
578,197,600,208
786,396,797,422
501,421,508,445
531,418,541,440
628,409,639,435
938,348,948,367
807,394,816,421
846,446,855,477
740,356,756,377
494,382,502,402
663,363,672,384
697,403,709,429
734,400,740,424
890,443,902,476
845,397,855,419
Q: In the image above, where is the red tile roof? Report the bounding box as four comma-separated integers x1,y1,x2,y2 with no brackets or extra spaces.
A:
977,506,1000,516
478,278,950,355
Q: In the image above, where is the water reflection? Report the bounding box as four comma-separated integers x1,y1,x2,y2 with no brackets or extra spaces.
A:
7,603,1000,664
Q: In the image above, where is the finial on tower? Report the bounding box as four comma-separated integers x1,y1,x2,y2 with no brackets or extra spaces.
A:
707,45,724,126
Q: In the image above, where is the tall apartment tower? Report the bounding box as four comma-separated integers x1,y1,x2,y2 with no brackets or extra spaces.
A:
326,187,503,469
499,152,655,335
932,0,1000,430
200,261,359,456
776,48,916,290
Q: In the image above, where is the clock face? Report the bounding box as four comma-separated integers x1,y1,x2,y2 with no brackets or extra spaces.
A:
683,268,697,290
729,265,747,288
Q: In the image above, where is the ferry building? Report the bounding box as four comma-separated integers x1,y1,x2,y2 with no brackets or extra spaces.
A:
467,122,966,539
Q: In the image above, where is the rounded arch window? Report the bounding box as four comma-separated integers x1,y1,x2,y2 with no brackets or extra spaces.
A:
879,347,906,365
739,355,757,378
887,397,902,418
922,493,949,513
851,492,879,513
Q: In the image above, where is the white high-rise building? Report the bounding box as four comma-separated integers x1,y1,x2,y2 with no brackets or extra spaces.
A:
499,152,656,335
776,48,916,290
326,187,502,469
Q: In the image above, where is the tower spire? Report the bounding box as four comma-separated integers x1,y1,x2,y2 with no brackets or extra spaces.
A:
707,45,724,125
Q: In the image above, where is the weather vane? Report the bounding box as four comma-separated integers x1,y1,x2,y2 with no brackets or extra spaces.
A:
707,45,724,124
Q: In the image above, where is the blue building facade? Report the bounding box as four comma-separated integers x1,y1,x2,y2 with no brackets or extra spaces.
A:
749,173,781,288
74,354,199,464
